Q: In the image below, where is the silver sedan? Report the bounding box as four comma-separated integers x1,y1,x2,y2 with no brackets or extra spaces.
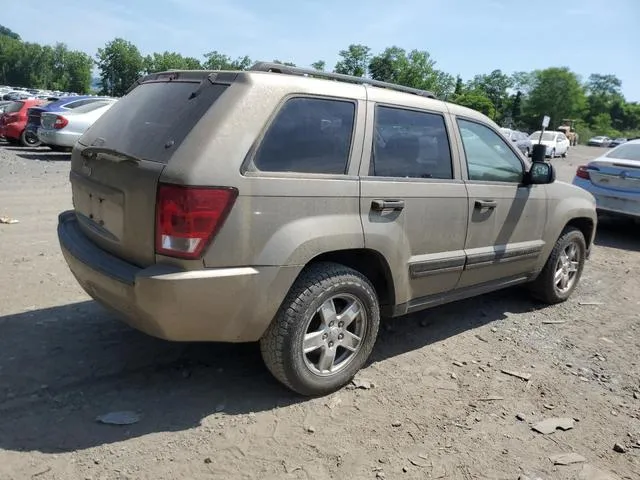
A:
37,99,116,149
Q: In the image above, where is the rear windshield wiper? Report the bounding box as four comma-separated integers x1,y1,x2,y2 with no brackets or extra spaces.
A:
81,146,142,164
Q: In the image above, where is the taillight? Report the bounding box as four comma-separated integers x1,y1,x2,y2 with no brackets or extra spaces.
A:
54,115,68,129
576,165,596,180
155,184,237,259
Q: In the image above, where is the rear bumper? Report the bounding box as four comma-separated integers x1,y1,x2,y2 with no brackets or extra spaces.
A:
572,177,640,219
58,210,301,342
37,128,79,147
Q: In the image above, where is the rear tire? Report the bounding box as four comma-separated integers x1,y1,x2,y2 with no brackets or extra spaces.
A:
260,262,380,396
20,129,41,147
530,227,586,304
562,148,567,158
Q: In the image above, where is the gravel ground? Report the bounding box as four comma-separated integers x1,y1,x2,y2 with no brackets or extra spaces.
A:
0,142,639,480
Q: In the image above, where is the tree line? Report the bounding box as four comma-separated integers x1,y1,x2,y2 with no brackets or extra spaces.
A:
1,25,639,141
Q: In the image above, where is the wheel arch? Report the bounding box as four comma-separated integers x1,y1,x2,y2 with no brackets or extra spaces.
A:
565,216,596,251
306,248,396,311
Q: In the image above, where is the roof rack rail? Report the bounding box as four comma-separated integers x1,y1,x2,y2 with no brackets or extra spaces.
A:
249,61,437,99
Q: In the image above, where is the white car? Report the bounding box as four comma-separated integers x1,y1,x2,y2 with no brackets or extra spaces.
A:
529,131,570,158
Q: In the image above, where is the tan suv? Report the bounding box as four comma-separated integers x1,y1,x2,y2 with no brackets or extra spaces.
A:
58,63,597,396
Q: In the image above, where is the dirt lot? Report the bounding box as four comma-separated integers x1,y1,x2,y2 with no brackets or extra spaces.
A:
0,143,639,480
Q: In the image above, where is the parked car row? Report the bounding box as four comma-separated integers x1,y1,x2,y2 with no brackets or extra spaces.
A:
500,128,571,158
499,128,533,156
0,85,80,101
0,95,118,150
587,136,629,148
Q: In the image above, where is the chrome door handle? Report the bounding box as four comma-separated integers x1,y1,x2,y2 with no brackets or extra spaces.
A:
475,199,497,209
371,199,405,211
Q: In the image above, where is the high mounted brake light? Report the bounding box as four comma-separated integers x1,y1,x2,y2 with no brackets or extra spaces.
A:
155,184,237,259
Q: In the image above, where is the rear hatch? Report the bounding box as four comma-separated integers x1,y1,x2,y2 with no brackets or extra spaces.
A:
587,147,640,193
69,72,231,267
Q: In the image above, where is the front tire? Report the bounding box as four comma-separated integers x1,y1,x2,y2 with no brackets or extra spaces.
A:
260,262,380,396
530,227,586,304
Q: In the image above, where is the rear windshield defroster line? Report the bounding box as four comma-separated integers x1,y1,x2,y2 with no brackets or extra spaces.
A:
77,81,229,164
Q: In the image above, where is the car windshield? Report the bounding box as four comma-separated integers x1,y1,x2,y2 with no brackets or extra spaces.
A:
530,131,555,141
4,101,23,113
606,144,640,161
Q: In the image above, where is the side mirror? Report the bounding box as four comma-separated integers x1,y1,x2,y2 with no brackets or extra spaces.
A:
527,162,555,185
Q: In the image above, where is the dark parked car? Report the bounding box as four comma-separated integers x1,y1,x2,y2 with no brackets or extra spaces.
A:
25,96,113,150
500,128,533,156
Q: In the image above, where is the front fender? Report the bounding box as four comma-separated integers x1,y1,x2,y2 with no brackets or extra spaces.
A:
538,182,597,267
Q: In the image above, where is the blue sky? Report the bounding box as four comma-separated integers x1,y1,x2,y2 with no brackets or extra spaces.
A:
4,0,639,100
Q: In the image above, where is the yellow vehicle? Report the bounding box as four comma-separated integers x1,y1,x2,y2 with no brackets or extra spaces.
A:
558,119,579,146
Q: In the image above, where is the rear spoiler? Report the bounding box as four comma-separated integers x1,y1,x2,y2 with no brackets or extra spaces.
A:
125,70,239,95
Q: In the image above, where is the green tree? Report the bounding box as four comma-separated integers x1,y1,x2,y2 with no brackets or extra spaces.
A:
587,74,622,97
144,51,202,73
334,44,371,77
453,75,464,97
523,67,587,130
202,51,251,70
467,69,512,120
368,47,455,97
511,71,537,94
454,91,496,119
64,50,94,93
590,112,619,136
273,59,296,67
585,73,624,126
0,24,20,40
0,34,25,85
96,38,144,96
311,60,326,71
509,90,523,127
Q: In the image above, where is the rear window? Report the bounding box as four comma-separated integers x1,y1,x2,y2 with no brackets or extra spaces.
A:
72,100,114,114
251,97,356,174
4,101,23,113
606,143,640,161
78,81,227,164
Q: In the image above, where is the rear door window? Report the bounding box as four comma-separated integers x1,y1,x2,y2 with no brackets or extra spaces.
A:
78,80,228,164
370,106,453,179
251,97,356,175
